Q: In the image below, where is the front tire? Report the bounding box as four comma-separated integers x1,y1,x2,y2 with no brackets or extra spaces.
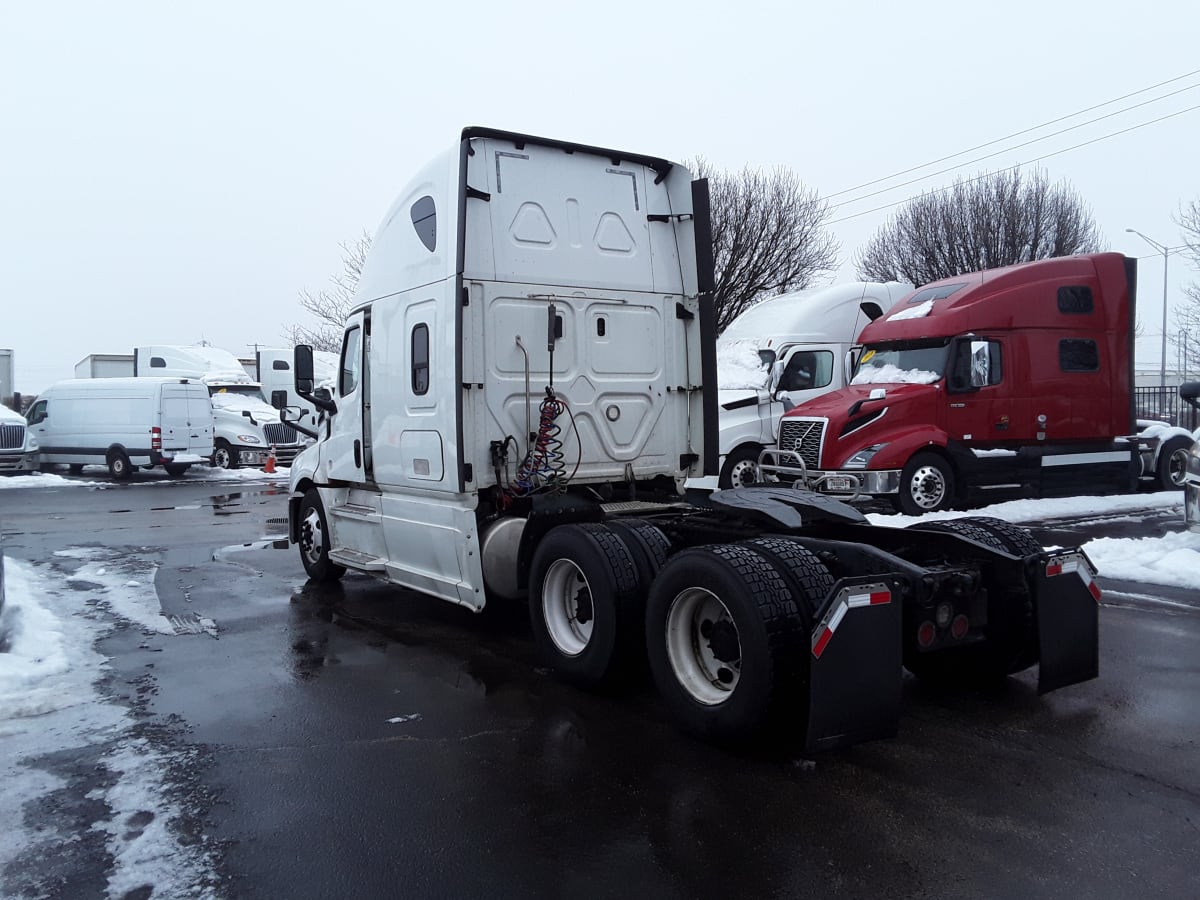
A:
645,543,812,743
1156,436,1192,490
897,451,955,515
212,439,238,470
164,463,191,477
718,445,763,489
298,490,345,583
528,523,643,689
106,448,132,481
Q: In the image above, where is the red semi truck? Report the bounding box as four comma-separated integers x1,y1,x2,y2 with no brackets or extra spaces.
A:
760,253,1196,514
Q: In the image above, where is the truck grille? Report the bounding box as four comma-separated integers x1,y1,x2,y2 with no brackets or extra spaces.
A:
262,422,300,446
777,419,825,469
0,423,26,450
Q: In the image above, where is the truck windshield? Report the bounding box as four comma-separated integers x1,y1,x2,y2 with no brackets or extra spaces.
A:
852,341,949,385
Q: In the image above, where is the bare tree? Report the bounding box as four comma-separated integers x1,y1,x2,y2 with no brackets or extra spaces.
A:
284,232,372,352
691,159,839,332
854,168,1104,286
1170,198,1200,379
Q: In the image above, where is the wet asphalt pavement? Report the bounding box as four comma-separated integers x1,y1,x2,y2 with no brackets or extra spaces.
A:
1,476,1197,899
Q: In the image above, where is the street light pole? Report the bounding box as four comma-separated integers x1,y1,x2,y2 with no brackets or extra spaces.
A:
1125,228,1175,388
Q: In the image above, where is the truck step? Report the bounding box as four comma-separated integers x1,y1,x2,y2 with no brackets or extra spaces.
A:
601,500,686,515
328,548,387,571
330,503,380,522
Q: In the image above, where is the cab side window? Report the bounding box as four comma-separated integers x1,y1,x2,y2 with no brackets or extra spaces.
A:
341,326,362,395
411,324,429,395
26,400,48,425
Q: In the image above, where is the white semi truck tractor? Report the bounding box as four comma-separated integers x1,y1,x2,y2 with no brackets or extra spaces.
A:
282,128,1101,750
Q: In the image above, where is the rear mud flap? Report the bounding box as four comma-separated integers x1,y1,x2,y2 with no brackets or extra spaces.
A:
805,578,902,754
1035,551,1100,694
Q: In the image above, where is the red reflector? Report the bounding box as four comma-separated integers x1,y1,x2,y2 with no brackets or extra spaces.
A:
812,628,833,659
1046,563,1063,577
950,614,969,640
1088,581,1102,602
917,621,936,648
869,591,891,605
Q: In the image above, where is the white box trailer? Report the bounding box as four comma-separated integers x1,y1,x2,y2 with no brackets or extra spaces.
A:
250,347,337,424
282,128,1101,750
74,353,135,379
25,377,213,478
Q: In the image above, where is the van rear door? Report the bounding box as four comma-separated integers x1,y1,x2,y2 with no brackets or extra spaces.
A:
161,384,214,454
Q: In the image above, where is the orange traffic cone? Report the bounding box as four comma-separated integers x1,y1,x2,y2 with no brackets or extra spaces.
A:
264,445,277,474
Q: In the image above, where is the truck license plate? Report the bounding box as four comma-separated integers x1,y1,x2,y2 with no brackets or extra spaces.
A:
824,475,855,492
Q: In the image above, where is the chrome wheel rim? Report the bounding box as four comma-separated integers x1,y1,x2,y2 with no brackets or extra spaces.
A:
909,463,947,509
728,458,759,489
664,587,741,705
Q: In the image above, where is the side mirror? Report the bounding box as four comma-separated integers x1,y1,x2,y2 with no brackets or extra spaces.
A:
270,390,288,410
313,387,332,404
294,345,314,395
1181,382,1200,411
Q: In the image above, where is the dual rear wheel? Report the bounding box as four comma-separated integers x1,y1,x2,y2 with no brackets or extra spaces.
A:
528,523,834,741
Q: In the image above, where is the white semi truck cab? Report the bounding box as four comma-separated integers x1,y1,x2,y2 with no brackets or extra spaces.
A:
284,128,1102,750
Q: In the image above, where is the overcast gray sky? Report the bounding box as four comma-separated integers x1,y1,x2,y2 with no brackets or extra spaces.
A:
2,0,1197,394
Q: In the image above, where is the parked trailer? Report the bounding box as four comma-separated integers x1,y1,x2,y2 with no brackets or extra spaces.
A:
283,128,1099,750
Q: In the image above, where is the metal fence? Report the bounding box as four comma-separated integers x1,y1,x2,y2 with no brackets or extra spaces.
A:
1134,385,1200,431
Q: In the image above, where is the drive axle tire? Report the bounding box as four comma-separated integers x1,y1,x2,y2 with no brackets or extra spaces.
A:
905,517,1038,681
298,489,345,583
645,543,808,743
107,448,132,481
164,463,191,477
68,464,84,475
529,523,643,689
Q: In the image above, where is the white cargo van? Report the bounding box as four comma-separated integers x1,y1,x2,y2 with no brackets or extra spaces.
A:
0,404,39,474
25,377,213,479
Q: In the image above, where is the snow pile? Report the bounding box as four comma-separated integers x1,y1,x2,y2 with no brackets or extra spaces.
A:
0,464,289,490
851,363,939,385
1077,530,1200,590
0,558,220,896
716,340,769,390
869,491,1200,591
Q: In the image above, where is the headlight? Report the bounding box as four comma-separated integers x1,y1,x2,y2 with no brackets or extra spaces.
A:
27,434,38,451
236,435,262,444
844,443,887,470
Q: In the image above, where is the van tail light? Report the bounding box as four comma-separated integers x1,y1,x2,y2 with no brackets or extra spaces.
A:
151,426,162,451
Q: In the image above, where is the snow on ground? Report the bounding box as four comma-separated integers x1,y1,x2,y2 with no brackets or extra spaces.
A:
0,464,289,490
0,558,220,898
867,491,1200,591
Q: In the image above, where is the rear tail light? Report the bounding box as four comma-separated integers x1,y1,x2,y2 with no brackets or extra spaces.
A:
917,621,936,648
151,426,162,451
950,614,970,640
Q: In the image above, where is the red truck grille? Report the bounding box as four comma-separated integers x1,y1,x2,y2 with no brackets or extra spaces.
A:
778,419,824,469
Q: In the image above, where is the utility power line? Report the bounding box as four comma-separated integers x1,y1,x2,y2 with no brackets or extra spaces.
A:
827,102,1200,226
826,69,1200,203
